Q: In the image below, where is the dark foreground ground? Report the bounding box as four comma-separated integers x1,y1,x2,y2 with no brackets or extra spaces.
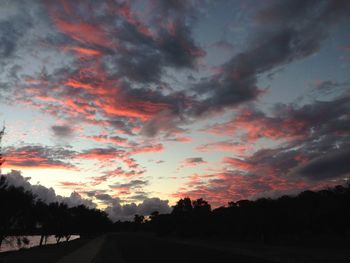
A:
0,237,88,263
1,233,350,263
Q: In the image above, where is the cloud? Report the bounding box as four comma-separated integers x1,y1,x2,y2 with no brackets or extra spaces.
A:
89,167,145,187
75,143,162,176
197,141,252,154
95,193,115,202
184,157,206,164
2,170,96,208
1,0,350,210
105,197,171,222
141,109,187,137
58,181,88,192
1,0,349,140
84,134,127,145
130,143,164,154
191,0,350,116
2,170,170,220
4,145,75,169
209,40,234,52
290,148,350,181
175,89,350,205
179,157,207,169
0,0,201,137
75,147,125,162
109,179,148,190
51,124,74,138
203,88,350,144
0,16,30,61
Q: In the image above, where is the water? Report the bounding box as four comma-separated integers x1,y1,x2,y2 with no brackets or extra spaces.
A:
0,235,80,253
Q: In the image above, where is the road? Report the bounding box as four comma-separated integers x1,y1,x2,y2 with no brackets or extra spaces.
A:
2,233,350,263
91,233,275,263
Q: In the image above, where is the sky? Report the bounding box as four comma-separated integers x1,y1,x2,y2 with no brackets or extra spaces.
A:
0,0,350,219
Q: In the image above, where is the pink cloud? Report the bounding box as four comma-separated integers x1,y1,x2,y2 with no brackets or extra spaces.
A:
197,141,251,154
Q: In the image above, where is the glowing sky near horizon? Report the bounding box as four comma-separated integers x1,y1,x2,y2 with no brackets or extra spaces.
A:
0,0,350,208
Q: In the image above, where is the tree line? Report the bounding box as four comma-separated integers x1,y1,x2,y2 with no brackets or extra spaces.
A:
0,175,112,248
1,170,349,248
143,185,350,246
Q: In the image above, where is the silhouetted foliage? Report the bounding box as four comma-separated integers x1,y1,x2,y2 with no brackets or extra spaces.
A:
0,175,112,248
192,198,211,215
0,176,36,247
133,214,145,224
143,186,350,246
171,197,193,216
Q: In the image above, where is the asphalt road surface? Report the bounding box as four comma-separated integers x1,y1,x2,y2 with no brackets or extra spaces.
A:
92,233,275,263
2,233,350,263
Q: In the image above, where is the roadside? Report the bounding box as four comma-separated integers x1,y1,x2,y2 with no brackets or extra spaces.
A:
58,235,106,263
1,232,349,263
97,232,350,263
0,237,90,263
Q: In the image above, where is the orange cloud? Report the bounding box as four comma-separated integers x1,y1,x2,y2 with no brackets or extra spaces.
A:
53,18,113,48
62,46,102,57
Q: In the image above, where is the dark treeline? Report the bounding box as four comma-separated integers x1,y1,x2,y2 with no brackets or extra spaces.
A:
141,185,350,246
1,173,350,248
0,175,112,248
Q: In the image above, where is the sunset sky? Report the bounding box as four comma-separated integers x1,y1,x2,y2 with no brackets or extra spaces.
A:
1,0,350,218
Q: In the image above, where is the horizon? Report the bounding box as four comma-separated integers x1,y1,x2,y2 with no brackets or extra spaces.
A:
1,0,350,221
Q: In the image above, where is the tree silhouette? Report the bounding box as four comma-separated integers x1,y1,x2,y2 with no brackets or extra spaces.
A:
192,198,211,215
0,172,112,248
34,201,51,246
0,177,36,248
134,214,145,224
171,197,193,216
141,184,350,244
150,211,159,221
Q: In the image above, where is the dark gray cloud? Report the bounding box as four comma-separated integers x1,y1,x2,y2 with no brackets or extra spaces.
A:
51,125,74,138
185,157,206,163
105,197,171,222
100,0,204,84
291,148,350,181
241,91,350,179
0,1,38,64
0,18,29,60
141,109,187,137
191,0,350,116
109,179,148,190
95,193,114,202
126,192,149,202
